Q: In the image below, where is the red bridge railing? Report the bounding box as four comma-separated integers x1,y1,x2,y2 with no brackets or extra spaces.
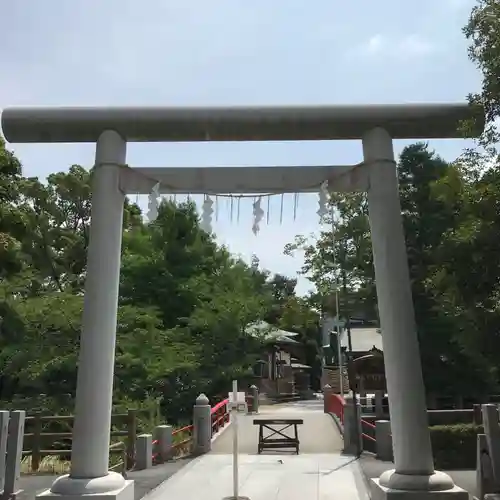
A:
211,398,230,434
151,397,230,464
360,418,376,452
324,391,379,453
325,392,345,424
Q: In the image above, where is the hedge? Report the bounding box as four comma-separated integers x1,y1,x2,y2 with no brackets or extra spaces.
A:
430,423,482,470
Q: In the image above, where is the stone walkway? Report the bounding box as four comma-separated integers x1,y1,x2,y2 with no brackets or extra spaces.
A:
211,399,344,454
143,453,369,500
359,454,476,500
16,459,193,500
144,400,371,500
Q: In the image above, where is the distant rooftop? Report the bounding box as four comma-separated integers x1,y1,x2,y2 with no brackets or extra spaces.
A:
342,327,383,352
245,321,300,345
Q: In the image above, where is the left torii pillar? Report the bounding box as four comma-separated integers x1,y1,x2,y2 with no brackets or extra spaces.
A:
37,130,134,500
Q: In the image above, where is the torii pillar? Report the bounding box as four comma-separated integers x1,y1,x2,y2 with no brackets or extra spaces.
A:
363,127,467,500
40,130,133,500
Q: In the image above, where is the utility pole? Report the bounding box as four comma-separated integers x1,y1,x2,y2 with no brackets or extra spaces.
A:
340,246,355,399
342,267,353,354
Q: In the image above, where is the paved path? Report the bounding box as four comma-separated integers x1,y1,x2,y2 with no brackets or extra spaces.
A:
144,453,369,500
359,455,477,500
144,399,371,500
16,459,192,500
211,399,344,454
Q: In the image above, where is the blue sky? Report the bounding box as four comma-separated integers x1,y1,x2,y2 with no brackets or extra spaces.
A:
1,0,481,295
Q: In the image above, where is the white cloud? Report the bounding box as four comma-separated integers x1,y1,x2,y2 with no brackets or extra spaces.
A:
398,35,434,56
366,34,385,54
356,33,435,58
0,0,475,297
444,0,475,11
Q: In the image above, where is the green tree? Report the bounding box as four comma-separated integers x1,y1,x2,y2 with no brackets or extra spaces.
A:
0,136,25,277
277,296,323,390
0,140,274,421
426,160,500,392
464,0,500,151
16,166,141,293
285,144,495,395
0,136,325,422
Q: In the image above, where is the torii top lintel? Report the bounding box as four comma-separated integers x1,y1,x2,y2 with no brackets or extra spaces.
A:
0,103,484,143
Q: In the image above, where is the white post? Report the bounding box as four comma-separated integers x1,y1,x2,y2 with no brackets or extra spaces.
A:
135,434,153,470
43,130,132,499
374,390,384,418
329,206,344,396
154,425,173,462
343,396,362,456
363,128,456,494
0,410,9,493
4,411,25,499
375,420,393,462
232,380,239,500
482,404,500,482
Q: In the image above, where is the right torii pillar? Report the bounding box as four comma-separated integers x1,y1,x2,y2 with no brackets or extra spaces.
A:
363,128,467,500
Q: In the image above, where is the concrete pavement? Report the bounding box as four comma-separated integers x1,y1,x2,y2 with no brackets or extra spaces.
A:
144,399,372,500
359,454,477,500
143,453,370,500
211,399,344,454
15,458,192,500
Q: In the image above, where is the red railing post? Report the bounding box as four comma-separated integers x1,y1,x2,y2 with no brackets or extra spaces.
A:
324,389,346,424
210,398,230,436
149,396,231,464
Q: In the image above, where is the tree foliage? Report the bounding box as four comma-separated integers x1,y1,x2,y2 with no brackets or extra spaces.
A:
0,138,318,421
464,0,500,150
286,143,499,396
282,1,500,397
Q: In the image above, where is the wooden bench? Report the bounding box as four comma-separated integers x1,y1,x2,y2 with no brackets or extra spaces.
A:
253,419,303,454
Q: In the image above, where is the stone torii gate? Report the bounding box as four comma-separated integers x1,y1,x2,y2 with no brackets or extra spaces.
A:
1,104,481,500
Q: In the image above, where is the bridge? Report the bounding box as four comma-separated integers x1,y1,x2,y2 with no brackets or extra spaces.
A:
0,102,483,500
1,395,366,500
143,398,366,500
3,388,490,500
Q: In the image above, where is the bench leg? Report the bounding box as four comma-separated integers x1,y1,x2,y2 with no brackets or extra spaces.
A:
258,425,263,454
295,424,299,454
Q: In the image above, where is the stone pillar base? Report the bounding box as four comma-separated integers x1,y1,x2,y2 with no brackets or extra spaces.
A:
1,488,24,500
371,478,468,500
36,473,133,500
